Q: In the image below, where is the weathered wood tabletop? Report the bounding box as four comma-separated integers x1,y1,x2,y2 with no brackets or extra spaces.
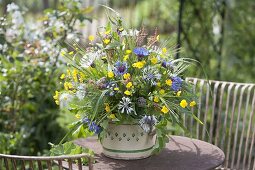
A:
74,136,225,170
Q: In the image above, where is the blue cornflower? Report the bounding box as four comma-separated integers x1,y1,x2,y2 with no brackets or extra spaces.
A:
89,122,101,134
171,76,183,91
142,66,161,85
82,117,101,134
162,60,173,69
133,47,149,60
113,61,128,76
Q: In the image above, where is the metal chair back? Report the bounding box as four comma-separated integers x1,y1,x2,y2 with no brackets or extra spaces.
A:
184,77,255,170
0,153,93,170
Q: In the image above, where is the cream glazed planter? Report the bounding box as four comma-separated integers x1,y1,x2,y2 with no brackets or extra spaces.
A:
101,123,156,160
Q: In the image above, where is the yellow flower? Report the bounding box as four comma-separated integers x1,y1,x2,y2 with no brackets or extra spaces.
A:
159,89,165,95
123,55,129,61
123,73,131,80
126,82,133,89
161,106,169,114
165,79,172,86
114,87,119,91
132,61,146,69
157,82,161,87
190,101,196,107
124,90,131,96
61,51,66,56
105,30,111,35
150,57,158,64
154,96,160,103
180,99,188,108
64,82,73,90
162,47,167,54
60,74,65,79
109,114,116,119
68,51,74,55
105,103,111,113
103,39,111,45
79,72,86,83
108,71,114,78
88,35,94,42
75,114,81,119
55,100,59,105
53,91,59,100
126,50,132,54
177,91,182,96
156,35,160,41
64,82,69,90
67,69,71,76
72,69,78,82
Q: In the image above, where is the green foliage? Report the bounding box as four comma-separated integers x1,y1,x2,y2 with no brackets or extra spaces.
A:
0,0,92,155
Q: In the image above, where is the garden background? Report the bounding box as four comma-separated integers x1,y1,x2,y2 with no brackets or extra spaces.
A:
0,0,254,156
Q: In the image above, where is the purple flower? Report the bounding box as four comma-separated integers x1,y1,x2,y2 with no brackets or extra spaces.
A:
82,118,101,134
89,122,101,134
133,47,149,60
162,61,173,69
113,61,128,76
171,76,183,91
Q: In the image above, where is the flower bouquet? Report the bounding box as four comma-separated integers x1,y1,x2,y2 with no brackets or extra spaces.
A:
53,15,201,160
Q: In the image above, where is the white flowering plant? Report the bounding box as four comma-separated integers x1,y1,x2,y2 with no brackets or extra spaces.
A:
54,15,202,154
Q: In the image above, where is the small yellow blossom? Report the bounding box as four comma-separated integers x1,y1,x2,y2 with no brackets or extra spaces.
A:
72,69,78,82
154,96,160,103
180,99,188,108
105,103,111,113
68,51,74,55
161,106,169,114
190,101,196,107
61,51,66,56
126,82,133,89
103,39,111,45
105,30,111,35
177,91,182,96
53,91,59,100
132,61,146,69
60,74,65,79
123,55,129,61
67,69,71,76
159,89,165,95
109,114,116,119
124,90,131,96
108,71,114,78
64,82,73,90
75,114,81,119
88,35,95,41
114,87,119,91
150,57,158,64
126,50,132,54
165,79,172,86
157,82,161,87
156,35,160,41
162,48,167,54
79,72,86,83
123,73,131,80
55,100,59,105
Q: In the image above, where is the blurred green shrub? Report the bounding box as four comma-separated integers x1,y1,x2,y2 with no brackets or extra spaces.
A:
0,0,92,155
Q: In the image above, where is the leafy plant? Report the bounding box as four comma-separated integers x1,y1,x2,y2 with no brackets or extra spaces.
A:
0,0,92,155
53,11,201,153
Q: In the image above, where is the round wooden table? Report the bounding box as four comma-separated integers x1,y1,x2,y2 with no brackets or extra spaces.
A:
74,136,225,170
